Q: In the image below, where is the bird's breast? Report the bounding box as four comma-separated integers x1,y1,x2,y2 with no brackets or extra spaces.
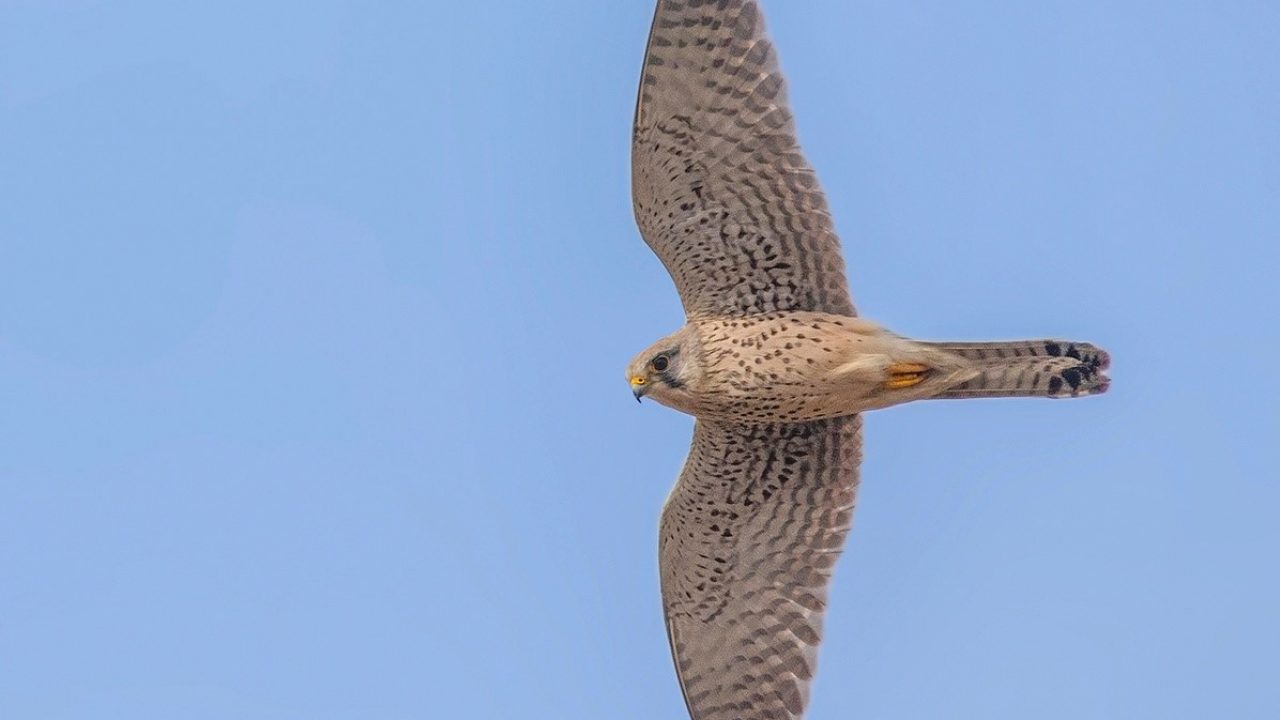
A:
689,313,889,423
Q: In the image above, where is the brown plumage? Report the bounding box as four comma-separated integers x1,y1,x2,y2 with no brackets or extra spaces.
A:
625,2,1111,718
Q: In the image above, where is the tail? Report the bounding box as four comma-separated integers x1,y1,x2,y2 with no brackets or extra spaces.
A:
925,340,1111,399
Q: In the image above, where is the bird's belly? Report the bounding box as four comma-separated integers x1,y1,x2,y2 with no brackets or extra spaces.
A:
691,312,897,423
696,366,884,423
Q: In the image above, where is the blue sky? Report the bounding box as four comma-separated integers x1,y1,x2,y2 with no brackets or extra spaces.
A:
2,1,1277,718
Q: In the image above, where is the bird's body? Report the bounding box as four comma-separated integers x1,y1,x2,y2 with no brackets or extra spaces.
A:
624,2,1112,718
629,312,1110,423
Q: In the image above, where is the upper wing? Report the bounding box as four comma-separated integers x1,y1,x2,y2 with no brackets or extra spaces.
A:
661,416,862,720
632,0,856,318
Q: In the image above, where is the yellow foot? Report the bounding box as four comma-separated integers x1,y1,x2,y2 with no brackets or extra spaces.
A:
885,362,930,390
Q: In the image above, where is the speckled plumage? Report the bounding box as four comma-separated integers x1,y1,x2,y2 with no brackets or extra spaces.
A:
627,2,1110,719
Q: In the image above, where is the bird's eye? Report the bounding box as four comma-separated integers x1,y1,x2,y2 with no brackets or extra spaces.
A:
651,355,669,372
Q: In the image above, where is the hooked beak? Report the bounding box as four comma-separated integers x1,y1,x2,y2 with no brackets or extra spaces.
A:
630,377,647,402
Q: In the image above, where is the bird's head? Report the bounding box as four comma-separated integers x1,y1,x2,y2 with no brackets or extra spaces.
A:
625,326,702,413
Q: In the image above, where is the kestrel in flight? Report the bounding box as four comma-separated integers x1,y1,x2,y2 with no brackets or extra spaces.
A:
625,2,1111,719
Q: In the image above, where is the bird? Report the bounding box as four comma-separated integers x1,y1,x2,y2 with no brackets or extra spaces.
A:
625,2,1111,719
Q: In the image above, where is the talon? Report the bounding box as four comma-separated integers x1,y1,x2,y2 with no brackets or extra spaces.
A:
885,362,931,390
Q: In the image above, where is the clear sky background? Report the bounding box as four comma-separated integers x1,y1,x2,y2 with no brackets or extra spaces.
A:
2,2,1277,718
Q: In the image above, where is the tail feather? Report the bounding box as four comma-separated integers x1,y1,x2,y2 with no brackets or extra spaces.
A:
925,340,1111,399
